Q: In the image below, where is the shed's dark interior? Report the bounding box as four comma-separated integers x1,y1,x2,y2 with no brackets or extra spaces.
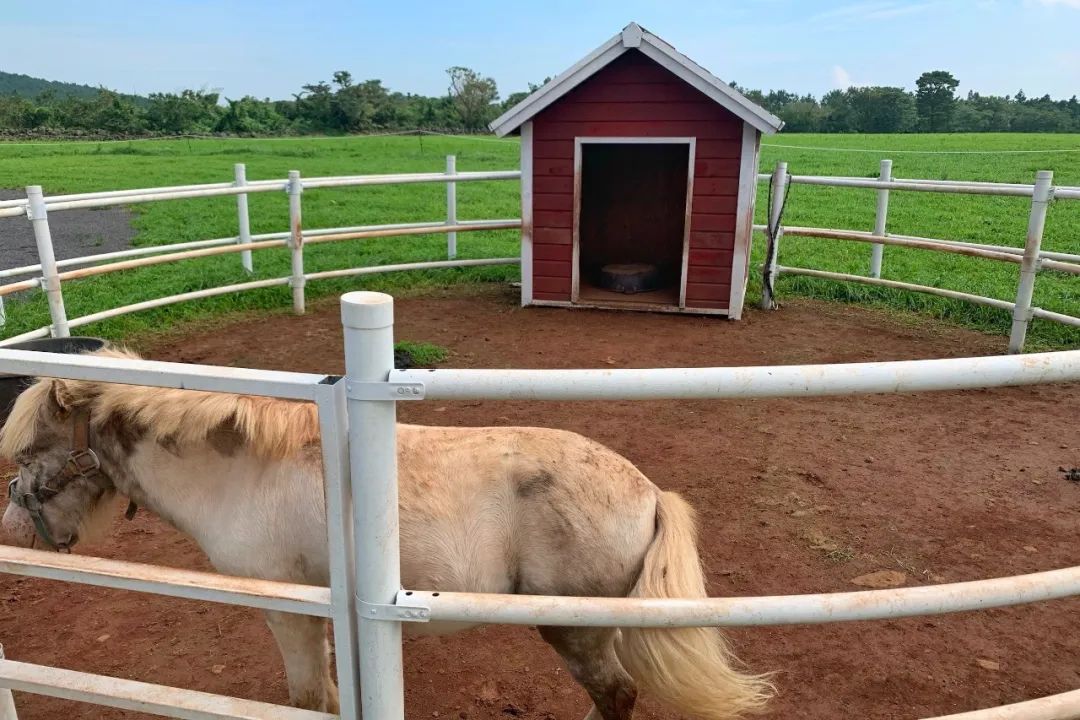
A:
578,142,689,305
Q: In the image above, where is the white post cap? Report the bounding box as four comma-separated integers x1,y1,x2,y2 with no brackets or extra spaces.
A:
341,291,394,329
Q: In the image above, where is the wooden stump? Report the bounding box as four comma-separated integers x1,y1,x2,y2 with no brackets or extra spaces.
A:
598,263,661,294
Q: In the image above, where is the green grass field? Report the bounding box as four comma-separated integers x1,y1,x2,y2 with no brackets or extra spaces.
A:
1,133,1077,349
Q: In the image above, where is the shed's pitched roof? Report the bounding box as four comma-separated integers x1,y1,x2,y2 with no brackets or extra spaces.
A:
490,22,785,137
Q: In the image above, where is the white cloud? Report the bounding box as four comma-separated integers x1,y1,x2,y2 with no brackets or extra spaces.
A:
1027,0,1080,7
832,65,855,89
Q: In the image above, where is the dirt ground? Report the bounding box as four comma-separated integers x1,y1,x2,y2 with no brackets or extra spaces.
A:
1,284,1078,720
0,189,136,277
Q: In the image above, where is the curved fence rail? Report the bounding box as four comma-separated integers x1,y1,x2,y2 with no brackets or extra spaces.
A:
3,157,1079,354
0,160,522,343
755,162,1080,353
2,301,1080,719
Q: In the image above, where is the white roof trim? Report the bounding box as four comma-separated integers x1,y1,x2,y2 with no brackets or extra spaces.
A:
490,22,785,137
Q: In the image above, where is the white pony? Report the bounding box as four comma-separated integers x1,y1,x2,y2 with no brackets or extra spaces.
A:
0,348,772,720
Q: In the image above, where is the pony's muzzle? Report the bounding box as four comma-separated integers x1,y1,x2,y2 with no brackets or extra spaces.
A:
1,499,37,548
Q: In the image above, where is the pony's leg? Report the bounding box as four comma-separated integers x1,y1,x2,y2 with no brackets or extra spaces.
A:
539,626,637,720
264,610,340,712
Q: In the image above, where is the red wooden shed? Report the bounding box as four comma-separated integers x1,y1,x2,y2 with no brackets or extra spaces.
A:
491,22,784,318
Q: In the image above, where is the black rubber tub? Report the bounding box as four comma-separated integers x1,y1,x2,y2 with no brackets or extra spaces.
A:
0,337,108,427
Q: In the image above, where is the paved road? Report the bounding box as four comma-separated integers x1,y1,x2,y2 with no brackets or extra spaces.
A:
0,190,135,277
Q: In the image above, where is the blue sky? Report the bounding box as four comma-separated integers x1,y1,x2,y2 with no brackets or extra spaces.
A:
1,0,1078,101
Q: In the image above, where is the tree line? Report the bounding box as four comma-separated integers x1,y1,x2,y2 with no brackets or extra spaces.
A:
735,71,1080,133
1,66,1078,138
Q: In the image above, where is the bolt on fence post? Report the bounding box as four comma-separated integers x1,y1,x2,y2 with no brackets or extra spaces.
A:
870,158,892,279
1008,170,1052,354
446,155,458,260
0,643,18,720
234,163,253,273
760,162,788,310
341,291,404,720
287,170,306,314
26,186,69,338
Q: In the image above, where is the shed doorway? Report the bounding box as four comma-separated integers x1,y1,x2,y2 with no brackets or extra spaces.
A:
574,139,693,308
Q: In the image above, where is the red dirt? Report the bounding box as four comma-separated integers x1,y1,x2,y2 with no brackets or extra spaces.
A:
2,284,1078,720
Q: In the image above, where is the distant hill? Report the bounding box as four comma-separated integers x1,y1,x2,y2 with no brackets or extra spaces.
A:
0,70,146,105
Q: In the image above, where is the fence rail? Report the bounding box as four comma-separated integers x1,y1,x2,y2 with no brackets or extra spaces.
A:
3,159,1079,353
756,163,1080,353
1,157,1079,718
0,159,522,343
3,292,1080,718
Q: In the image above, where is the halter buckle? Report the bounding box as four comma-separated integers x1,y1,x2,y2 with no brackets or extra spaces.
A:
65,448,101,477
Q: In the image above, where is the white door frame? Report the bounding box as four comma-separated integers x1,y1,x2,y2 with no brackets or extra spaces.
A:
571,136,696,306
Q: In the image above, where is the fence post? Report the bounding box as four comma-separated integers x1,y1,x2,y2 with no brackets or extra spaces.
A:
1008,170,1052,354
26,186,69,338
870,158,892,279
446,155,457,260
760,162,788,310
341,291,404,720
235,163,253,273
287,170,306,314
0,644,18,720
314,378,361,720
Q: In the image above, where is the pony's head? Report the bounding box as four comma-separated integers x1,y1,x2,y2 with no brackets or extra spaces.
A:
1,375,117,551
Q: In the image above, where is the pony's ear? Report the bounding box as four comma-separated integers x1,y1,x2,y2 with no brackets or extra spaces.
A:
48,379,75,415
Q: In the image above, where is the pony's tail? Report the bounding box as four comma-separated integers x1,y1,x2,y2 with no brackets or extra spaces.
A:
615,491,775,720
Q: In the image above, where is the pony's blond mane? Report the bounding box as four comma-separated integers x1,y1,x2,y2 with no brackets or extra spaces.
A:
0,347,320,461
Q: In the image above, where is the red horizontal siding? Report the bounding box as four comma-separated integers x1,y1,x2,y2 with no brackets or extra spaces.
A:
526,50,750,307
692,196,739,215
694,158,740,178
688,248,734,266
533,193,573,212
534,260,572,277
689,231,735,249
535,158,574,176
568,82,715,104
533,244,572,261
534,276,572,294
685,282,730,301
685,298,729,310
690,213,736,232
534,210,572,229
533,140,574,159
695,140,742,159
694,178,740,196
686,266,731,284
568,57,676,86
534,176,574,194
534,227,572,244
535,120,740,141
548,102,728,123
534,291,569,302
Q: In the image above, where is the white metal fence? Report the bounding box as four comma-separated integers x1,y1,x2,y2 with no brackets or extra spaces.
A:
0,158,522,343
3,298,1080,720
1,156,1079,718
754,162,1080,353
2,158,1078,354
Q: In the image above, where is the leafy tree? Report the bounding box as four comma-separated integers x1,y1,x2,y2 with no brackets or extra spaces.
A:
6,65,1080,137
146,89,220,133
915,70,959,131
216,96,287,134
332,71,353,89
847,86,916,132
446,66,498,130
